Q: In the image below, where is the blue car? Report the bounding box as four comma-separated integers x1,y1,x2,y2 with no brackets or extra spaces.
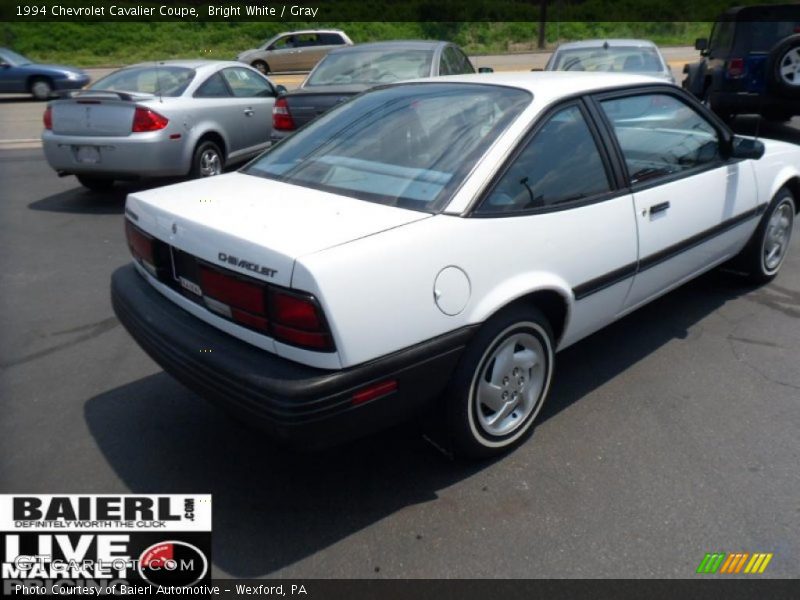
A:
0,48,90,100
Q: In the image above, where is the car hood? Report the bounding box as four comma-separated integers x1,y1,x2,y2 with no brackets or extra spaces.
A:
26,64,87,76
125,172,432,288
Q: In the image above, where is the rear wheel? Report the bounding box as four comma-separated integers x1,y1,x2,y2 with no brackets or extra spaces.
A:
446,305,555,458
77,175,114,192
252,60,269,74
737,187,795,283
190,141,223,179
30,77,53,101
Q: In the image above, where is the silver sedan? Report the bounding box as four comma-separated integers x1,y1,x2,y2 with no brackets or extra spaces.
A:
42,60,284,191
545,39,676,84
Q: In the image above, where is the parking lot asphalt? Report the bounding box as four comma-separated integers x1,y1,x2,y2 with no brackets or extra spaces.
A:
0,115,799,578
0,47,698,145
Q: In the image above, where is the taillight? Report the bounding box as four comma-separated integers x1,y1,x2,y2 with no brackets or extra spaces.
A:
132,107,169,132
125,220,157,275
269,289,333,351
43,106,52,130
726,58,745,79
272,97,295,131
199,266,265,315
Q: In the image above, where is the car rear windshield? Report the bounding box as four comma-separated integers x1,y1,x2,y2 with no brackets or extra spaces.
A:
552,47,665,73
91,66,195,97
305,49,434,86
245,83,532,212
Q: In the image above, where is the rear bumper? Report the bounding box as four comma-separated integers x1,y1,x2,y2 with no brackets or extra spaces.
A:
111,264,474,448
711,91,799,116
42,131,188,178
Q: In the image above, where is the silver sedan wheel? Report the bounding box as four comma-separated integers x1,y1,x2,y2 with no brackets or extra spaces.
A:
763,200,794,272
199,149,222,177
779,48,800,87
474,331,546,437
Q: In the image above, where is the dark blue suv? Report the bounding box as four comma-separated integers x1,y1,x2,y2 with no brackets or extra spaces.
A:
683,4,800,122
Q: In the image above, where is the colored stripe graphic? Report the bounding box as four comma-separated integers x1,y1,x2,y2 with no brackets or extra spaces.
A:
744,553,773,574
697,552,773,574
697,553,726,574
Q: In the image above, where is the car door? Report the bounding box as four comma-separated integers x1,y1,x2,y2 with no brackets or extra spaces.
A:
193,71,245,155
292,34,324,71
595,89,758,312
265,35,296,72
472,101,639,347
0,60,23,93
220,67,275,155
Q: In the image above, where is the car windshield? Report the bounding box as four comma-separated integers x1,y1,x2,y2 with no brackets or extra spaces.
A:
91,66,195,96
244,83,531,212
0,49,31,66
305,49,434,86
553,46,665,73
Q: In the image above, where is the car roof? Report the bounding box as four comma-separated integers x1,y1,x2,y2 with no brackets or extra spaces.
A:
721,3,800,20
125,60,242,72
404,71,667,103
328,40,448,54
276,29,346,36
555,39,659,50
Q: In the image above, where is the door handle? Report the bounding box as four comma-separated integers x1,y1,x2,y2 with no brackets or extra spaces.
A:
243,108,254,116
649,201,671,215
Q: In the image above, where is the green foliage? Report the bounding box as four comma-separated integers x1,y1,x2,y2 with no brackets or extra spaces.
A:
0,21,711,66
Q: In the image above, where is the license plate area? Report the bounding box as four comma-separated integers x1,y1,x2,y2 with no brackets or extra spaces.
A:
170,247,203,302
73,145,101,164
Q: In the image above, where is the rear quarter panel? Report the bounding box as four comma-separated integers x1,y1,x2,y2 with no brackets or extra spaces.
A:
293,199,638,368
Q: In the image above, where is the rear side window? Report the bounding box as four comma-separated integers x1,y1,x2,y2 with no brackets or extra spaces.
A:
600,93,720,185
91,66,195,97
195,73,230,98
477,104,611,214
319,33,345,45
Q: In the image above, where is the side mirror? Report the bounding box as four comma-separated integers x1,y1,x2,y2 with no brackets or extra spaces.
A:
274,84,287,95
478,67,494,73
694,38,708,52
728,136,765,160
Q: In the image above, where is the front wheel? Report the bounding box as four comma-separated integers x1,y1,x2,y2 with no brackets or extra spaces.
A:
738,187,795,283
251,60,269,74
30,78,53,101
446,305,555,458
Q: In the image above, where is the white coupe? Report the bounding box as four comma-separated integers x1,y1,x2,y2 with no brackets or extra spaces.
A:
112,72,799,457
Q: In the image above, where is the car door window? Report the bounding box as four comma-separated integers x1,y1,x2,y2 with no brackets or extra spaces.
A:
477,104,612,214
221,68,273,98
293,34,319,48
439,49,455,75
194,72,230,98
452,48,475,74
600,93,721,185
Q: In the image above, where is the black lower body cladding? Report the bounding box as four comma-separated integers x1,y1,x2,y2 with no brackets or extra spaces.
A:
111,264,475,448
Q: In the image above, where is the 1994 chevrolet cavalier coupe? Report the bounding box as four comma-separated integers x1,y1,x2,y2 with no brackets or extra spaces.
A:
112,72,799,457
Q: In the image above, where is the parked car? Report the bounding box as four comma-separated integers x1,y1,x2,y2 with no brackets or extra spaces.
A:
271,40,476,142
112,72,799,457
545,39,675,84
42,60,285,191
683,4,800,122
237,30,353,74
0,48,90,100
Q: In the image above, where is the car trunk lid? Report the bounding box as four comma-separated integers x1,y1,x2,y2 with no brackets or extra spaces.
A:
283,84,369,128
125,172,431,288
50,92,157,136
